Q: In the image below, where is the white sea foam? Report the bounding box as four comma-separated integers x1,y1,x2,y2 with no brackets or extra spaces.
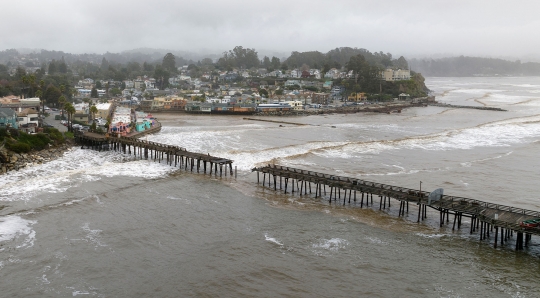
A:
416,233,447,239
316,117,540,160
365,236,387,245
148,125,268,153
264,233,283,246
0,216,36,248
223,141,348,171
460,151,512,167
504,83,540,88
81,223,107,249
166,196,191,204
482,93,530,104
450,88,504,95
312,238,349,252
0,148,177,202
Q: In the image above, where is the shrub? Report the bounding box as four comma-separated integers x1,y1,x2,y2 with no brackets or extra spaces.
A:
64,131,74,139
44,127,64,144
8,128,19,138
17,132,51,150
6,141,31,153
0,128,7,141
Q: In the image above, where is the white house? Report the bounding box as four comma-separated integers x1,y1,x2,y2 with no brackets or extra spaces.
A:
78,89,91,97
290,69,301,78
310,69,321,79
17,108,39,127
124,80,134,88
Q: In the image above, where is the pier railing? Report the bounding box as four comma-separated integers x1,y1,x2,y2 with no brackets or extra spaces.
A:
75,124,234,177
252,164,540,249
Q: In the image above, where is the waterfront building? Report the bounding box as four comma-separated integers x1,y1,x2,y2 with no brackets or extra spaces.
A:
0,108,18,129
17,108,39,127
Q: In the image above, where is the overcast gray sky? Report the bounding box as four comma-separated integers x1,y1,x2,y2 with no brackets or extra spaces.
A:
3,0,540,60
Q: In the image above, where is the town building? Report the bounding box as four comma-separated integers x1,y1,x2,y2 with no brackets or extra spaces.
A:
0,108,18,129
17,108,39,133
17,108,39,126
380,68,411,81
95,103,112,119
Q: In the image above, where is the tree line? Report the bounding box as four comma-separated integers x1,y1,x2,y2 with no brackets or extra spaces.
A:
0,46,425,100
409,56,540,76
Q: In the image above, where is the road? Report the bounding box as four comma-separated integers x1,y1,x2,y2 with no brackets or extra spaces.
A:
43,110,68,132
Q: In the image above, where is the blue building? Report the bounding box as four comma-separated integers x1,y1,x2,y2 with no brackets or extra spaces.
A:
0,108,18,129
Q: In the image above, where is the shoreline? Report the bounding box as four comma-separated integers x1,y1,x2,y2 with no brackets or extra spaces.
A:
0,98,498,175
0,141,75,175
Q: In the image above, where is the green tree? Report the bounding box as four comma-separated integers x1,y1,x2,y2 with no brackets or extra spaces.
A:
201,58,213,66
21,75,29,97
154,65,170,90
89,105,98,124
58,95,66,119
91,87,98,98
162,53,176,73
64,102,76,132
263,56,271,69
127,61,141,74
35,90,44,116
48,60,57,74
58,57,68,73
43,85,62,108
395,56,409,69
100,58,109,71
110,88,122,96
271,57,281,70
143,62,154,72
259,88,268,98
217,46,260,69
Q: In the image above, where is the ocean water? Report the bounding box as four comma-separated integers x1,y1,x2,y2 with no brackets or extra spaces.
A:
1,77,540,297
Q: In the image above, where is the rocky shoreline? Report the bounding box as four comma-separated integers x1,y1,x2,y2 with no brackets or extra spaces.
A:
254,101,427,116
0,141,75,175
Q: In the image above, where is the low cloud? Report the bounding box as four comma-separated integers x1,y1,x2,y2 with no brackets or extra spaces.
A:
2,0,539,59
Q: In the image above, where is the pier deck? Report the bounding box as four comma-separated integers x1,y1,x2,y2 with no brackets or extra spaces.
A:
75,125,234,176
252,164,540,250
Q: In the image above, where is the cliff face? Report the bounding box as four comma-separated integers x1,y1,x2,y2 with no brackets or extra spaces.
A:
382,72,429,98
406,72,430,96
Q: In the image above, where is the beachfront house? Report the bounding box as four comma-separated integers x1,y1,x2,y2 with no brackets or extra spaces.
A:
0,108,18,129
17,108,39,127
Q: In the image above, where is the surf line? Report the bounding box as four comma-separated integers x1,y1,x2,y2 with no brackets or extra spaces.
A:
252,164,539,252
243,118,317,126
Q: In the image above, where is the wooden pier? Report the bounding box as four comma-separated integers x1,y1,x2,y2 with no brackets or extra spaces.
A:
75,126,234,177
252,164,540,251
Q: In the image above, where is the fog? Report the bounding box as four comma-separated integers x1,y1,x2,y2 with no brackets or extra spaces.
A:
3,0,539,60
